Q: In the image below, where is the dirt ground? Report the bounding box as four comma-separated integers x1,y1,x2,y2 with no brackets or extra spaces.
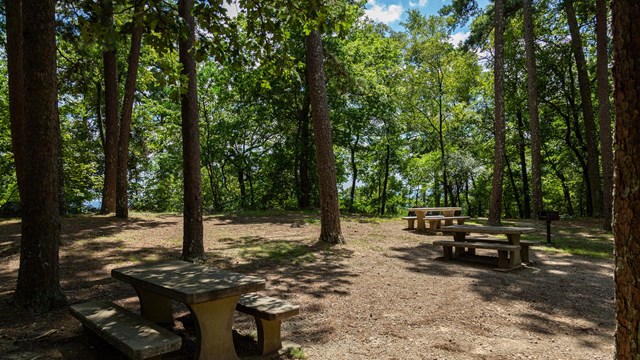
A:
0,213,615,359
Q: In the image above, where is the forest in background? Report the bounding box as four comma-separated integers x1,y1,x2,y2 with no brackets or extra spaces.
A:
0,0,611,220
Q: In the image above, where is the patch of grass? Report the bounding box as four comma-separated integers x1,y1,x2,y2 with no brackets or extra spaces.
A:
286,347,307,359
466,218,613,259
528,230,613,259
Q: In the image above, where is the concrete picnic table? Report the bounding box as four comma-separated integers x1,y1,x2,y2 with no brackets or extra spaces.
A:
441,224,536,267
408,207,462,231
112,260,265,360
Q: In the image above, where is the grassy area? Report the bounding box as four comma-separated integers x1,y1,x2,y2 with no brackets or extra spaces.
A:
468,217,614,259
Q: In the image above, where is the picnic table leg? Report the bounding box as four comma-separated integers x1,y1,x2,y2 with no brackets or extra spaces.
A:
188,295,240,360
135,287,174,325
506,234,522,266
453,232,466,257
415,210,426,231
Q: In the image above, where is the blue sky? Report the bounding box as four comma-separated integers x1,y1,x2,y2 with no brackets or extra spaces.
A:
363,0,490,43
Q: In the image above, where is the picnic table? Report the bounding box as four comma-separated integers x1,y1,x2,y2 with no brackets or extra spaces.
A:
438,224,536,269
408,207,462,231
112,260,265,360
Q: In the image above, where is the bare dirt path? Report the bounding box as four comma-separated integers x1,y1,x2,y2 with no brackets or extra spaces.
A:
0,214,614,359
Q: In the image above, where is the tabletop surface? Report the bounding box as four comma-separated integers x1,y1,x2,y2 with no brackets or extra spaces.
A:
408,207,462,212
112,260,266,304
441,224,536,234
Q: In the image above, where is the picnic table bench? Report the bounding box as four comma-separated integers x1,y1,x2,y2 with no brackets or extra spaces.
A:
407,207,462,231
236,293,300,355
402,216,417,229
110,260,266,360
70,260,299,359
69,300,182,359
437,225,536,270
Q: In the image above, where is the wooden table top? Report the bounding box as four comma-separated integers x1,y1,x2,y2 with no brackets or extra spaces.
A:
441,224,536,235
408,207,462,212
112,260,265,304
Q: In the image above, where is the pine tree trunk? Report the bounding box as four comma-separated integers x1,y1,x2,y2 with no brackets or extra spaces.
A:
523,0,543,217
99,0,119,215
349,134,360,213
178,0,205,262
297,82,312,209
7,0,26,199
380,143,390,216
596,0,613,231
489,0,506,226
516,110,531,218
116,0,145,218
305,30,344,244
565,0,603,217
612,0,640,356
13,0,67,313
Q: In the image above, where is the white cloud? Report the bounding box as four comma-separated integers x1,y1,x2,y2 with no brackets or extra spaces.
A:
409,0,428,7
364,0,404,24
448,32,470,46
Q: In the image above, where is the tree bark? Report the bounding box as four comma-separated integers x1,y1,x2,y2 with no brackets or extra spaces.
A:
305,30,344,244
116,0,145,218
505,150,523,218
297,82,312,209
516,110,531,218
596,0,613,231
349,134,360,213
523,0,542,217
13,0,67,313
179,0,205,262
99,0,119,215
380,143,390,216
612,0,640,357
7,0,26,199
565,0,603,217
488,0,506,226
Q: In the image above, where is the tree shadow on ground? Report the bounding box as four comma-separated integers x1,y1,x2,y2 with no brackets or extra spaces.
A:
387,241,614,349
206,213,317,226
0,214,355,360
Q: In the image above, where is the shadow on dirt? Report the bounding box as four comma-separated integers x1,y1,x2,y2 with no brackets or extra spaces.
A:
387,240,614,349
0,213,354,360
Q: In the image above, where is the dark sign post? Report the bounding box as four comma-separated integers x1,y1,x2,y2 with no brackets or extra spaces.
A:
537,211,560,244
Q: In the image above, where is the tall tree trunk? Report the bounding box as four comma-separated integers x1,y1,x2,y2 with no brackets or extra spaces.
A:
489,0,506,226
380,143,390,215
516,110,532,218
612,0,640,356
305,29,344,244
505,151,523,218
438,84,450,207
565,0,603,217
178,0,205,262
597,0,613,231
116,0,145,218
550,160,574,216
433,171,441,207
523,0,542,217
7,0,26,199
99,0,119,215
13,0,67,313
464,180,472,217
349,134,360,213
297,84,312,209
95,81,105,149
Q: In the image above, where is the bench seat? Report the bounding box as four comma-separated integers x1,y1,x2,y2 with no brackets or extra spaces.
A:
466,237,537,263
236,293,299,355
402,216,417,229
426,215,470,229
432,240,520,269
69,300,182,360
